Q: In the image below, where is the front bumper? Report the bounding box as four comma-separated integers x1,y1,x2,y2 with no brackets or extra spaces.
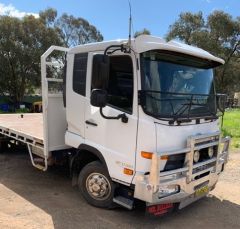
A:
134,132,230,209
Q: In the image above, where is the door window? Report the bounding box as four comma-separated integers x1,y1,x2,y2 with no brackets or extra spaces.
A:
92,55,133,113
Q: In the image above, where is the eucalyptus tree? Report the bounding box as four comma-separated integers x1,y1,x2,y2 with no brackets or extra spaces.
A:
166,11,240,94
0,15,61,104
134,28,151,38
0,8,104,104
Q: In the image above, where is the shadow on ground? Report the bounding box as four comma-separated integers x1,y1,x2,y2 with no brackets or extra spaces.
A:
0,149,239,229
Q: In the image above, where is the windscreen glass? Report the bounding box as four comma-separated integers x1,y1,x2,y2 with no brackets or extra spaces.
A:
140,51,217,120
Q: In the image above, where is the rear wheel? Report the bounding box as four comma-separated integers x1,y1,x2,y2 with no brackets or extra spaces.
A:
0,140,8,153
78,161,115,208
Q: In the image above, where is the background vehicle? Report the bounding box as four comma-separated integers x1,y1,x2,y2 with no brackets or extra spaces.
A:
32,101,43,113
0,35,230,216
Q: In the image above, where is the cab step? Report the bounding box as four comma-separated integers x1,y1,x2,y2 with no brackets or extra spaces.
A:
113,196,134,210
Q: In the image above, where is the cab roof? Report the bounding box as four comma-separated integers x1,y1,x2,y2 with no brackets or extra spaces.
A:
69,35,224,65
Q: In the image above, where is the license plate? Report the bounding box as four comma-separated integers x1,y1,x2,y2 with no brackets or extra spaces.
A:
195,185,209,197
146,203,174,216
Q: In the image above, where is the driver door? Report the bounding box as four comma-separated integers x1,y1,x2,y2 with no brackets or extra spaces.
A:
84,52,138,184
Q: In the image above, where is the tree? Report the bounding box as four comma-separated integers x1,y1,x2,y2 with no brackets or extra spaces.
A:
55,13,103,47
0,15,62,104
134,28,151,38
39,8,104,47
166,11,240,95
0,8,104,104
167,12,204,45
39,8,57,27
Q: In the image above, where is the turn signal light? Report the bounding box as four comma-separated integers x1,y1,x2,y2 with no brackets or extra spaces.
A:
124,168,134,175
141,151,153,159
141,151,169,160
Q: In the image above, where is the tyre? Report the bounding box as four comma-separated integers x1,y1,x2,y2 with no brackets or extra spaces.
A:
78,161,115,208
0,141,8,153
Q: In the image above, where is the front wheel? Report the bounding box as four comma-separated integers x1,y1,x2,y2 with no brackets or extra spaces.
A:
78,161,115,208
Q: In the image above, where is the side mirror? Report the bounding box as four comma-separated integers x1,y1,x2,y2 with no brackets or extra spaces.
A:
92,54,110,89
90,89,107,107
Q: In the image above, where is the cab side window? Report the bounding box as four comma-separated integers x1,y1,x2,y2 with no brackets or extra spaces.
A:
92,55,133,113
73,53,88,96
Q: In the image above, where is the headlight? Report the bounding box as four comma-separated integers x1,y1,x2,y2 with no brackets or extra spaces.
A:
208,147,214,158
193,150,200,163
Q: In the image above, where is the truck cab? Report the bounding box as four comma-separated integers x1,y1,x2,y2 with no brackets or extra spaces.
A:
41,35,230,214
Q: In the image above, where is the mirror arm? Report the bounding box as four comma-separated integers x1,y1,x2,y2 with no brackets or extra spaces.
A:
100,107,128,123
103,44,128,59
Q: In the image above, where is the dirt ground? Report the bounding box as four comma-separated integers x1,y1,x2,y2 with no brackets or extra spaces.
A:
0,148,239,229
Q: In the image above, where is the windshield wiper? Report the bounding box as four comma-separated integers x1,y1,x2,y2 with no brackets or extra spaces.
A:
139,90,218,123
173,103,217,122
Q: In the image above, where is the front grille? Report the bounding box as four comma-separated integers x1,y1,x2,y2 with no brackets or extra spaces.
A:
194,171,210,180
194,135,219,146
159,132,220,182
163,153,185,171
189,133,220,181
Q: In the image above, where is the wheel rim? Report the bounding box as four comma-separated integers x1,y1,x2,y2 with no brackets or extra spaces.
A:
86,172,111,200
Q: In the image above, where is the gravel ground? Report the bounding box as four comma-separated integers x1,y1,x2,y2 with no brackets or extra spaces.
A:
0,148,239,229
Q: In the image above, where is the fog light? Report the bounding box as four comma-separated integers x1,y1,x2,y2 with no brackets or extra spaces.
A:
158,185,179,198
193,150,200,163
208,147,214,158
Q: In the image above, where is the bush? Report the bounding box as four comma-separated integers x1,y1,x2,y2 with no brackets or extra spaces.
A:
15,108,30,113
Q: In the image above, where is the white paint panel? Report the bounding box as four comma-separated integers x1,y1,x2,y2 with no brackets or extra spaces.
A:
155,120,219,152
85,104,138,184
47,95,68,151
66,53,86,138
65,130,84,148
135,109,156,174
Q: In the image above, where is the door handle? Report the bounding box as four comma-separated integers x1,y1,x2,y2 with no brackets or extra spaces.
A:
85,120,98,126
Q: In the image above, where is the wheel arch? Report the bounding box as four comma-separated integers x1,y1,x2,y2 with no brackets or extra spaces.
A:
70,144,108,177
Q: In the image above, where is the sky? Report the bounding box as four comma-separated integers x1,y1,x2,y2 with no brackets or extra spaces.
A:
0,0,239,40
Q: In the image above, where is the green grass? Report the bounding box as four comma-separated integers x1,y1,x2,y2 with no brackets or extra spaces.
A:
222,108,240,149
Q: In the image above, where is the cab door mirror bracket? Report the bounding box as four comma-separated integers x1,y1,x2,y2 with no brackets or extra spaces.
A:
100,108,128,123
90,89,128,123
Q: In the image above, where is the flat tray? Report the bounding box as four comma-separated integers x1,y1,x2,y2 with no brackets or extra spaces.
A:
0,113,43,144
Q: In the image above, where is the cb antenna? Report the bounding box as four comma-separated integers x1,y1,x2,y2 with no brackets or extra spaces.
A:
127,0,132,52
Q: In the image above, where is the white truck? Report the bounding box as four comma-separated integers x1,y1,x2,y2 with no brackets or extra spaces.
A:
0,35,230,216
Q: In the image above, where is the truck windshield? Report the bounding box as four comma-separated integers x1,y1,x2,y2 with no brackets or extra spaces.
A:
140,51,217,121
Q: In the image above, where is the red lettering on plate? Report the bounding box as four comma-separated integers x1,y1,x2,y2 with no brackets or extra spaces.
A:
147,203,174,216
